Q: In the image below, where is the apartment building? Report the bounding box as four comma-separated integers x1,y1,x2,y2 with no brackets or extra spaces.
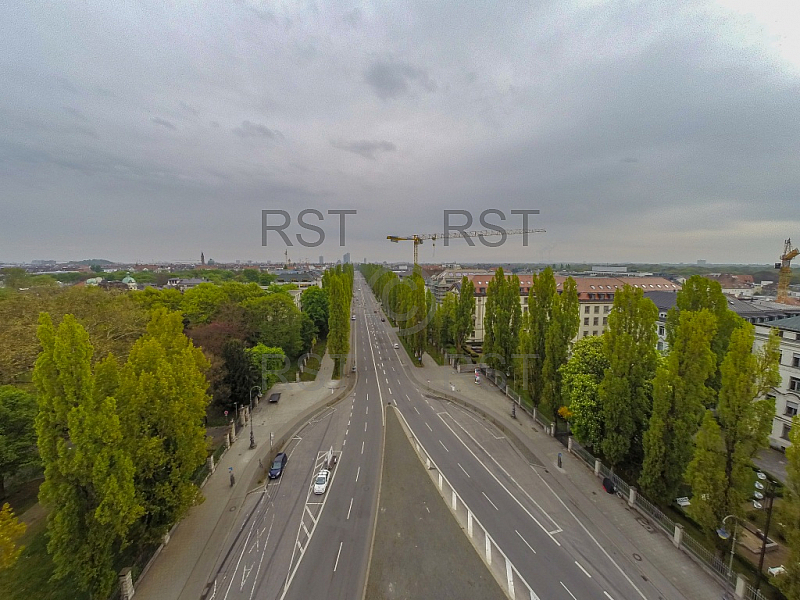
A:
754,315,800,451
467,274,680,343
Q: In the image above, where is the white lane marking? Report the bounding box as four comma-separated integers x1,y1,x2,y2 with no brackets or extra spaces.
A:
458,462,470,478
439,440,449,453
515,529,536,554
575,561,591,578
333,541,343,572
437,414,562,546
366,406,368,415
425,505,430,513
356,466,361,482
347,498,353,520
561,581,578,600
603,592,615,600
482,491,499,511
414,406,420,414
361,441,364,454
345,428,348,436
304,505,318,525
342,439,346,447
388,387,392,395
426,423,432,431
365,422,368,432
530,467,647,600
348,420,350,426
405,394,410,401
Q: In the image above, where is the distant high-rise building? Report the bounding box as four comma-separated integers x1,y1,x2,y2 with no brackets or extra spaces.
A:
343,253,351,264
319,255,324,264
201,252,205,265
697,259,707,265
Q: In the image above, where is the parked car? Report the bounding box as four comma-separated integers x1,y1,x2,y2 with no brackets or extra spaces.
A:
313,469,330,494
269,452,288,479
381,317,385,322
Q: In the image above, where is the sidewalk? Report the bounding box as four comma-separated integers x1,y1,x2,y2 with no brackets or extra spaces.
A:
134,352,354,600
410,354,726,600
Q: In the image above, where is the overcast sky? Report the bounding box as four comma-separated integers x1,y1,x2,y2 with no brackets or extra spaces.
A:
2,1,799,265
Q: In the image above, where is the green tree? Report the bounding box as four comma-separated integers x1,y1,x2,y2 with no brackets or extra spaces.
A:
542,277,579,420
181,283,229,325
665,275,744,395
246,344,286,389
685,326,780,537
222,339,257,408
483,268,521,373
117,308,210,543
0,386,38,499
301,286,329,338
685,410,729,535
454,276,475,350
0,502,26,570
519,268,556,406
243,294,305,357
640,309,717,503
34,314,141,598
779,417,800,599
598,285,658,471
560,336,609,448
325,269,351,377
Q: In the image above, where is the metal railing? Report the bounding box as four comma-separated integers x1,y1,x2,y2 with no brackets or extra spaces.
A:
568,437,757,598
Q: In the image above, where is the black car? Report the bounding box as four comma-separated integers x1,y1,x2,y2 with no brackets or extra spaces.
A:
269,452,288,479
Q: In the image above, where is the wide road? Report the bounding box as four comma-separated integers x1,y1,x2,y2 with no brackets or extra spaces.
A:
205,274,384,600
360,275,681,600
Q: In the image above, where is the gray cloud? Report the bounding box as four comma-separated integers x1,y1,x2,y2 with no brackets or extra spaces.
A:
364,61,437,100
232,120,282,139
331,139,396,159
2,1,800,264
151,117,177,130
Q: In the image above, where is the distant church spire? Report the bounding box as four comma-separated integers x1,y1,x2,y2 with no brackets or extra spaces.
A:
201,251,205,265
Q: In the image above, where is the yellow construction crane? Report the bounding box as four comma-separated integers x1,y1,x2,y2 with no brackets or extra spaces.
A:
776,238,799,303
387,228,546,265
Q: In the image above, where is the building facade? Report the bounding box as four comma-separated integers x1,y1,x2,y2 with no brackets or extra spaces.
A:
754,316,800,451
467,274,680,344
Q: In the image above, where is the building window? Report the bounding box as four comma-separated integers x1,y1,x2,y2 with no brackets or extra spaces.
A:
658,326,665,336
593,317,599,326
584,317,589,325
793,354,800,368
786,401,799,417
583,331,589,337
594,306,600,314
523,297,528,304
585,306,590,314
782,424,792,440
592,330,598,336
603,317,608,326
657,341,664,351
790,377,800,392
604,306,610,313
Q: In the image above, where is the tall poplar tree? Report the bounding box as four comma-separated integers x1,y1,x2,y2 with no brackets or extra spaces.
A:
598,285,658,470
779,419,800,599
542,277,579,420
560,336,609,448
483,268,521,373
34,314,141,598
685,325,780,535
454,276,475,350
117,308,210,543
521,268,556,406
640,309,717,503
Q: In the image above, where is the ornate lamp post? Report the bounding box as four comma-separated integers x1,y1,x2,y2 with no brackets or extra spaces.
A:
717,514,740,579
249,386,261,449
754,471,776,591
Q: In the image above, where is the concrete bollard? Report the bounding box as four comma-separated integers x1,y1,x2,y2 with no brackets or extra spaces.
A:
628,486,637,508
673,524,684,548
225,433,231,450
207,456,215,474
119,567,134,600
230,421,236,443
568,437,574,452
594,459,601,477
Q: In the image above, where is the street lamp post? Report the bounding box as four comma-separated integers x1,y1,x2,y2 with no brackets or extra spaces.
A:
249,386,261,450
717,515,740,579
754,472,776,591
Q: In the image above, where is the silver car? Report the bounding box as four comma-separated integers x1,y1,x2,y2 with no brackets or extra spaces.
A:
313,469,330,495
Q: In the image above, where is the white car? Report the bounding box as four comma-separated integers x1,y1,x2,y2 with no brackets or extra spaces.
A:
768,565,786,577
393,343,399,349
313,469,330,495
